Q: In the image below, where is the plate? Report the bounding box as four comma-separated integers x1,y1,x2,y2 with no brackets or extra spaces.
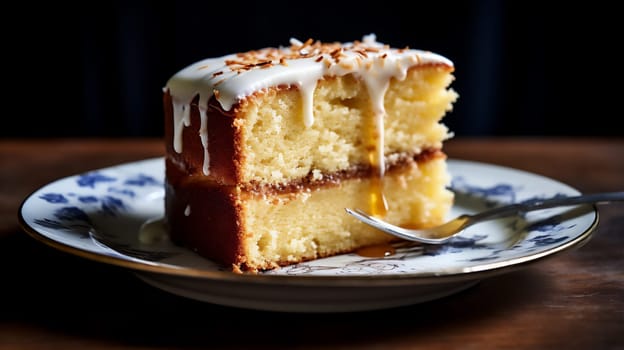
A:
19,158,598,312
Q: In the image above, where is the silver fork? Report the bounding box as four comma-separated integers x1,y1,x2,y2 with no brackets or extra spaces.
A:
345,191,624,244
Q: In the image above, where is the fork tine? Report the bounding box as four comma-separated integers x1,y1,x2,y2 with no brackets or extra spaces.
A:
345,208,456,244
347,192,624,245
344,208,430,242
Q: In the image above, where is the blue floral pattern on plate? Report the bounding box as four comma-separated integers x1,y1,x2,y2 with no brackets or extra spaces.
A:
20,157,597,277
19,157,598,312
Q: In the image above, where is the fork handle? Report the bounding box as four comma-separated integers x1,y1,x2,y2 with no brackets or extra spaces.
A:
468,191,624,222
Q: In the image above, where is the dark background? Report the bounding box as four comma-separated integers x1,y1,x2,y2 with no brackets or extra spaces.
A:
6,0,623,138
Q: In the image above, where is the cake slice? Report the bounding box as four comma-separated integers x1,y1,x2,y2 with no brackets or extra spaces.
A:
163,34,458,272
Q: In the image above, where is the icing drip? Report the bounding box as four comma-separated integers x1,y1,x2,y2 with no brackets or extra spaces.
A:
297,77,319,128
198,107,210,175
171,98,191,153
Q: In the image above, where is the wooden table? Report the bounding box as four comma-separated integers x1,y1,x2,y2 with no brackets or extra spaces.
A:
1,138,623,349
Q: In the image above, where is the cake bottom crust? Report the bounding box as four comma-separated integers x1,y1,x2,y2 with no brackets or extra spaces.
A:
165,156,453,272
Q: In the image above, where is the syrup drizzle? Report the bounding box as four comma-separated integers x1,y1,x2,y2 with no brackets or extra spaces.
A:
355,243,396,258
365,100,389,217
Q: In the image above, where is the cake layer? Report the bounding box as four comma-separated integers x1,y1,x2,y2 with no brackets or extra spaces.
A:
165,155,453,271
164,36,458,187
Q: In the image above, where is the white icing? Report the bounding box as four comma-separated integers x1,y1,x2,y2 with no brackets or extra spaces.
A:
165,34,453,176
198,107,209,175
138,217,167,244
171,98,191,153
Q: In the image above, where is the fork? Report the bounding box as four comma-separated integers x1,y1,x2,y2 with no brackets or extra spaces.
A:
345,191,624,244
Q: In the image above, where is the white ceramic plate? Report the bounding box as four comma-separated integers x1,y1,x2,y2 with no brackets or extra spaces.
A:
19,158,598,312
